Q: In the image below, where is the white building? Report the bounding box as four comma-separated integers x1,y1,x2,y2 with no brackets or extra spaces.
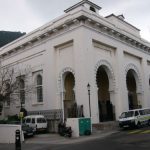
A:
0,0,150,125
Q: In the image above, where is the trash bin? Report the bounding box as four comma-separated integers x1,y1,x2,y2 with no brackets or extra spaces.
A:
79,118,91,136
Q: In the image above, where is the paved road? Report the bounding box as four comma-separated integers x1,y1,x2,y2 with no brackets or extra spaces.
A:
1,126,150,150
52,126,150,150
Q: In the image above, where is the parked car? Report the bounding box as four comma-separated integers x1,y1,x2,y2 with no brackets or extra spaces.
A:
22,124,35,138
23,115,47,132
7,121,35,138
118,108,150,129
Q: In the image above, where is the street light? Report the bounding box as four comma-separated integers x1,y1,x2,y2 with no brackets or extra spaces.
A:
87,83,91,117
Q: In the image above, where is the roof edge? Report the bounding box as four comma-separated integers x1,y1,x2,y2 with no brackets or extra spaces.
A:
105,13,140,31
64,0,101,13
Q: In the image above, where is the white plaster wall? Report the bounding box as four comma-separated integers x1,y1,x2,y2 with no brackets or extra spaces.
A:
106,16,140,37
66,118,80,137
1,9,150,125
0,124,23,143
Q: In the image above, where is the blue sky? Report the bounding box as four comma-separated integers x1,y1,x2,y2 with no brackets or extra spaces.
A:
0,0,150,41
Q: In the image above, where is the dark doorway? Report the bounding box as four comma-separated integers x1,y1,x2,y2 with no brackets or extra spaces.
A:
126,69,138,110
63,72,75,119
96,66,114,122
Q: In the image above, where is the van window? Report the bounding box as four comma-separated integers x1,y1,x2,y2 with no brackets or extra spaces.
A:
37,118,46,123
120,111,134,118
26,118,31,123
23,119,25,123
134,111,139,116
139,110,145,115
32,118,35,124
144,109,150,115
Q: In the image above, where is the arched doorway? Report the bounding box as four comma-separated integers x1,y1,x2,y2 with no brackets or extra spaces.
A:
63,72,75,119
96,66,114,122
126,69,139,110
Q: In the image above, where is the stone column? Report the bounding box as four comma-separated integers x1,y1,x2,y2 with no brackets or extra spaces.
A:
140,58,149,108
114,47,128,119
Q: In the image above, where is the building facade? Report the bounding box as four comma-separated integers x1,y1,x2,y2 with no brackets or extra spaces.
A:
0,0,150,124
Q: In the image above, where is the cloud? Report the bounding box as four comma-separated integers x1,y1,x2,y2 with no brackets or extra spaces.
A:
0,0,149,40
0,0,42,32
25,0,80,21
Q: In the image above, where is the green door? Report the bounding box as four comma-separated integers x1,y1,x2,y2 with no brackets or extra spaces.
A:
79,118,91,136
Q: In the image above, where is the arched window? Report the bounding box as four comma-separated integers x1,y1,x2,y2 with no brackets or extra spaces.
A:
36,75,43,102
5,83,10,106
20,79,25,105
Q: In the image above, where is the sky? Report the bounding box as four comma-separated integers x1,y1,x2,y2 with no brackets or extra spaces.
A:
0,0,150,41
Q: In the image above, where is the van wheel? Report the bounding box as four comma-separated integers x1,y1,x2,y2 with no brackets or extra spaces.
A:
137,122,141,128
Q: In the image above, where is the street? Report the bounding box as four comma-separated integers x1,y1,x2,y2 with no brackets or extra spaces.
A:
53,126,150,150
1,126,150,150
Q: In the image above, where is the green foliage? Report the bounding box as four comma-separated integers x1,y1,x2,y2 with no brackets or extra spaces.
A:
7,114,19,122
0,31,26,48
0,114,20,124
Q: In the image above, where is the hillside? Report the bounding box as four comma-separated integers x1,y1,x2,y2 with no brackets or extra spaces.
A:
0,31,26,48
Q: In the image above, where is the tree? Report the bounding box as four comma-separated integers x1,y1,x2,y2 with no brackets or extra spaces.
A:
0,66,17,109
0,63,32,116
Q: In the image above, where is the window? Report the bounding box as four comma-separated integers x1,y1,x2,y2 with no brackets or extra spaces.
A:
36,75,43,102
37,118,46,123
134,111,139,116
26,118,31,123
139,110,145,115
32,118,35,124
145,109,150,114
90,6,96,12
120,111,134,118
5,83,10,106
0,103,2,115
20,79,25,105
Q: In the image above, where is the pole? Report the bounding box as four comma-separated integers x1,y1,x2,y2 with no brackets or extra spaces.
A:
88,90,91,117
61,75,64,123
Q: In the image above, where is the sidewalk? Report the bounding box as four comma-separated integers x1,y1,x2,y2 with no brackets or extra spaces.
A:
25,129,119,145
0,130,119,150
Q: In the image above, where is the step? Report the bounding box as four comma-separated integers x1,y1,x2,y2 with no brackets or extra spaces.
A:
92,121,119,131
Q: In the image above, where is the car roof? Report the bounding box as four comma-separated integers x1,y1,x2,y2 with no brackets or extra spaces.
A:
122,108,150,113
24,115,45,118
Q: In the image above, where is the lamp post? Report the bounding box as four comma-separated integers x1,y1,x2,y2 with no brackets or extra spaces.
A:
87,83,91,117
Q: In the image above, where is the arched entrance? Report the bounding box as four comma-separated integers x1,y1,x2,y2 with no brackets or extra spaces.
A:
63,72,75,119
96,66,114,122
126,69,139,110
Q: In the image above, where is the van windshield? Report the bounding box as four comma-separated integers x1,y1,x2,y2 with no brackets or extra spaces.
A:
120,111,134,118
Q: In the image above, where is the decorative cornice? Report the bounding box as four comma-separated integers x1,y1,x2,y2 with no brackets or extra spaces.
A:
1,12,150,59
83,17,150,53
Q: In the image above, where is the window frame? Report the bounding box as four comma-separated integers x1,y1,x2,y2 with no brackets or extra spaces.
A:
5,82,11,107
32,70,43,105
19,78,25,105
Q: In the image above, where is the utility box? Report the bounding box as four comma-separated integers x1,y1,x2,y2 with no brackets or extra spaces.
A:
66,118,91,137
79,118,91,136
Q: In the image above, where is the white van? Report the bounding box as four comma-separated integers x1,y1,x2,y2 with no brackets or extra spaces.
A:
23,115,47,132
119,108,150,128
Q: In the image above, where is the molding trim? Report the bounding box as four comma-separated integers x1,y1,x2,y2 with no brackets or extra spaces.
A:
58,67,75,93
125,63,143,93
94,59,116,91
